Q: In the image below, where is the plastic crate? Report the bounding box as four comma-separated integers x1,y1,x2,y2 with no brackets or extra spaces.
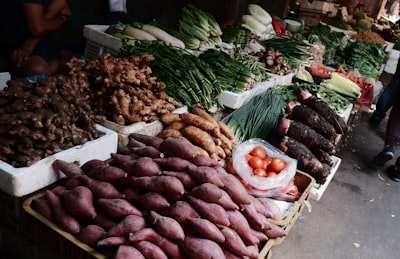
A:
0,125,118,197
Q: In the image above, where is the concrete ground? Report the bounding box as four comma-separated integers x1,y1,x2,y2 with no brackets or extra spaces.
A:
270,73,400,259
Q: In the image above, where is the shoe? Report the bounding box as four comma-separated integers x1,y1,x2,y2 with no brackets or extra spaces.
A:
387,165,400,182
372,146,394,167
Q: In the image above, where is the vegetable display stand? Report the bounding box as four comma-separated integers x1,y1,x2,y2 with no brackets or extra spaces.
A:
83,25,121,60
23,192,108,259
309,156,342,201
0,125,118,197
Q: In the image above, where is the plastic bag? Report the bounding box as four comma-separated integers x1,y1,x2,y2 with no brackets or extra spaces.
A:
232,138,297,190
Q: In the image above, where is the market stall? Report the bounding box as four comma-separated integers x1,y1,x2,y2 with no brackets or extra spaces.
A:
0,1,397,258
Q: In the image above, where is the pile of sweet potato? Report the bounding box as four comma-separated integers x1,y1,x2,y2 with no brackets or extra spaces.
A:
32,134,286,258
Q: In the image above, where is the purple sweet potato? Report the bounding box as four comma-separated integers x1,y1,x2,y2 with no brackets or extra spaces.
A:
153,157,195,172
223,247,243,259
249,195,274,219
247,244,259,259
45,189,80,234
129,133,163,148
52,159,83,178
164,201,200,225
158,137,197,160
128,175,185,195
260,217,287,238
134,240,168,259
97,236,128,247
86,164,127,182
106,214,146,237
189,154,219,167
128,228,185,259
92,213,117,231
51,185,67,197
181,236,225,259
31,198,52,221
97,198,143,219
120,188,141,203
80,159,107,173
257,197,283,220
115,245,145,259
220,226,250,257
226,210,259,246
76,224,106,247
110,153,137,165
77,175,125,199
161,170,197,189
251,229,269,243
127,136,147,148
62,185,97,219
216,189,239,210
190,182,223,203
186,217,225,243
186,165,224,187
149,210,185,241
129,146,163,158
64,175,82,189
134,192,170,211
121,157,161,177
240,203,267,231
187,195,230,226
217,168,252,205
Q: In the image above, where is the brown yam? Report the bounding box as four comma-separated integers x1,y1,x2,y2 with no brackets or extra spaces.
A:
164,200,200,225
186,217,225,243
86,164,127,182
160,113,181,125
181,236,225,259
106,214,146,237
158,137,197,160
165,121,186,131
115,245,145,259
96,198,143,219
128,175,185,195
52,159,83,178
179,112,218,133
181,125,216,155
128,133,163,148
62,186,97,219
134,240,168,259
76,224,106,247
217,120,236,140
220,226,250,257
157,128,183,139
187,195,230,226
149,210,185,241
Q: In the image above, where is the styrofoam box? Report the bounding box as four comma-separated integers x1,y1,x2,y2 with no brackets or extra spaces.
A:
102,106,188,149
309,156,342,201
83,25,122,52
217,78,276,109
267,72,295,86
0,124,118,197
0,72,11,89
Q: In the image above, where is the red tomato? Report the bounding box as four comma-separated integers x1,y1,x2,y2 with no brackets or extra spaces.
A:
250,146,267,159
253,168,267,177
261,159,269,170
289,185,299,196
245,153,253,161
269,158,287,173
266,171,277,177
248,156,264,169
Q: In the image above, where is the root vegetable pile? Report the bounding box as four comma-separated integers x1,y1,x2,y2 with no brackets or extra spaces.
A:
0,77,104,167
66,53,182,125
250,47,294,75
33,134,288,258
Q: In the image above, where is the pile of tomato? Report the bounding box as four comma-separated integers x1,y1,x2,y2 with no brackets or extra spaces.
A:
245,146,287,177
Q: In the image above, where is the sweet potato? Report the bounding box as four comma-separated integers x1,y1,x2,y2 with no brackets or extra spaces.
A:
216,189,239,210
149,210,185,241
129,133,163,148
161,170,197,189
110,153,137,166
217,168,252,205
181,125,216,155
158,137,197,160
92,213,117,231
121,157,161,177
223,248,243,259
251,229,269,243
153,157,195,172
241,203,267,231
187,195,230,226
128,175,185,195
64,175,82,189
134,240,168,259
191,107,221,137
247,244,259,259
127,136,147,148
77,175,125,199
76,224,106,247
52,159,83,178
62,185,97,219
263,220,287,239
129,146,163,158
160,113,181,125
191,144,210,156
120,188,141,203
115,245,145,259
181,236,225,259
157,128,183,139
180,112,218,133
190,183,223,203
164,200,200,225
128,228,185,259
86,164,127,182
221,226,250,257
186,165,224,187
80,159,107,173
31,198,52,221
45,189,81,234
248,195,274,219
217,120,235,140
189,154,219,167
134,192,170,211
51,185,67,197
106,214,146,237
226,210,259,245
219,133,233,150
257,197,282,220
165,120,186,131
97,198,143,219
97,236,128,247
186,217,225,243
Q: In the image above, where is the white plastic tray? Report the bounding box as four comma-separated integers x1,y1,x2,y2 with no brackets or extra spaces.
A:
0,124,118,197
267,72,295,86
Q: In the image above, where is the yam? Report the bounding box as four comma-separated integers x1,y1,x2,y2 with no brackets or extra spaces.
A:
164,200,200,225
52,159,83,178
106,214,146,237
186,217,225,243
191,144,210,157
191,106,221,137
157,128,183,139
220,226,250,257
148,210,185,241
115,245,145,259
96,198,143,219
181,125,216,155
62,186,97,219
129,133,163,148
127,175,185,195
76,225,106,247
158,137,197,160
165,121,186,131
179,112,218,133
86,164,127,182
187,195,230,226
181,236,225,259
160,113,181,125
217,120,235,140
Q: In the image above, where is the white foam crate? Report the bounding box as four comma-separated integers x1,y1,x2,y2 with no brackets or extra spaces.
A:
0,124,118,197
309,156,342,201
102,106,188,149
267,72,295,86
217,78,276,109
83,24,122,59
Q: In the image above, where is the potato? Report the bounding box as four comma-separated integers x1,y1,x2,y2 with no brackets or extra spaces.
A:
164,201,200,225
86,164,127,182
153,157,195,172
106,214,146,237
220,226,250,257
158,137,197,160
181,236,225,259
63,186,97,219
121,157,161,177
97,198,143,219
115,245,145,259
186,217,225,243
134,240,168,259
52,159,83,178
149,210,185,241
78,175,125,199
76,224,106,247
129,133,163,148
187,195,230,226
226,210,259,245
